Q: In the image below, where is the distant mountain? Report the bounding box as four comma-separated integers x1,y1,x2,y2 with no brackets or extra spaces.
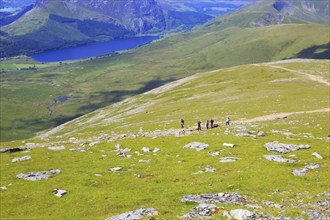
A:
0,0,219,57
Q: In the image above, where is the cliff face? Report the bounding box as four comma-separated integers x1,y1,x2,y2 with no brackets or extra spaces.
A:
34,0,166,33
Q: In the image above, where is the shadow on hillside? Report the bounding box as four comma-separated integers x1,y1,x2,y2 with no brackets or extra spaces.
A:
291,43,330,59
79,77,175,112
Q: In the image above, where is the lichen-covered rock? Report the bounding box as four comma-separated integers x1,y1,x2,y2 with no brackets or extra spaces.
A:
181,203,219,219
16,169,61,181
183,142,209,151
264,141,310,153
263,155,297,163
105,208,157,220
292,163,319,176
181,192,247,205
12,156,32,163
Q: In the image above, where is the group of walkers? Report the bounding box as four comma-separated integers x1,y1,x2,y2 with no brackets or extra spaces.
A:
180,117,230,130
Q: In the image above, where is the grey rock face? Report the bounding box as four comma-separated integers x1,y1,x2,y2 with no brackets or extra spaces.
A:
184,142,209,151
181,203,219,219
105,208,157,220
292,163,319,176
264,155,297,163
12,155,31,163
181,192,247,205
16,169,61,181
264,141,310,153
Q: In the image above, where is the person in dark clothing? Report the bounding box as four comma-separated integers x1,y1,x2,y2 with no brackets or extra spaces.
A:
181,119,185,128
197,120,202,130
206,120,209,129
226,117,231,126
210,119,214,128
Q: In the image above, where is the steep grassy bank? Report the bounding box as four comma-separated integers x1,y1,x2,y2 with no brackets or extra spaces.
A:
0,60,329,219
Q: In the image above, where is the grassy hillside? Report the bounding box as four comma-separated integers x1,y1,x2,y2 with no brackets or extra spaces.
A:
0,60,329,219
1,22,329,141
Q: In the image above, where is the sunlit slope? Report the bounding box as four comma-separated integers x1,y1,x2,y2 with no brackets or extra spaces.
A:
38,59,330,139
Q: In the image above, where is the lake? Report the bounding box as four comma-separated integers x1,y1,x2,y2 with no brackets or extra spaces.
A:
31,36,159,62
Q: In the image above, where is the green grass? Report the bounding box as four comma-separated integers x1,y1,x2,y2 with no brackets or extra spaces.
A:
1,23,329,141
0,60,329,219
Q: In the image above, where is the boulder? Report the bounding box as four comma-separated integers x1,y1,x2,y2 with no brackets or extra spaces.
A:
48,146,65,151
263,155,297,163
181,203,219,219
230,209,255,220
312,152,323,159
184,142,209,151
257,131,266,137
16,169,61,181
53,189,67,197
223,143,235,148
181,192,247,205
220,157,240,163
292,163,319,176
264,141,310,153
12,156,32,163
106,208,157,220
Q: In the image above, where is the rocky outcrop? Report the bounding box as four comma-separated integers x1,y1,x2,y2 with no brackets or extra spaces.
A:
16,169,61,181
181,192,248,206
183,142,209,151
106,208,158,220
264,141,310,153
292,163,319,176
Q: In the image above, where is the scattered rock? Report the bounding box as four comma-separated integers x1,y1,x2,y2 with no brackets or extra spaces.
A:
95,174,103,177
181,192,247,205
208,151,220,157
89,142,99,147
105,208,158,220
308,210,328,220
0,147,27,154
312,152,323,159
235,133,255,137
257,131,266,137
139,159,150,163
230,209,255,220
48,146,65,151
53,189,67,197
153,148,160,153
184,142,209,151
264,141,310,153
142,147,150,152
219,157,240,163
223,143,235,148
263,155,297,163
109,167,123,172
292,163,319,176
16,169,61,181
69,147,86,152
1,186,7,190
194,166,216,174
116,152,132,158
181,203,219,219
262,200,282,209
12,155,32,163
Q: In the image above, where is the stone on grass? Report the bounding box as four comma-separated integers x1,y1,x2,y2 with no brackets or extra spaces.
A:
1,186,7,190
230,209,255,220
53,189,67,197
208,151,220,157
184,142,209,151
139,159,151,163
264,141,310,153
106,208,157,220
12,155,31,163
312,152,323,159
220,157,239,163
48,146,65,151
181,192,247,205
153,148,160,153
109,167,123,172
223,143,235,148
142,147,150,152
16,169,61,181
257,131,266,137
69,147,86,152
263,155,297,163
308,210,328,220
292,163,319,176
181,203,219,219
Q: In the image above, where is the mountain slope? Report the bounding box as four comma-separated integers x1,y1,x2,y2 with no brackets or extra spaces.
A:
1,60,329,219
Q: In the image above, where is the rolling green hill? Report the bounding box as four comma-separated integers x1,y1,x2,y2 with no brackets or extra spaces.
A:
1,59,329,219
